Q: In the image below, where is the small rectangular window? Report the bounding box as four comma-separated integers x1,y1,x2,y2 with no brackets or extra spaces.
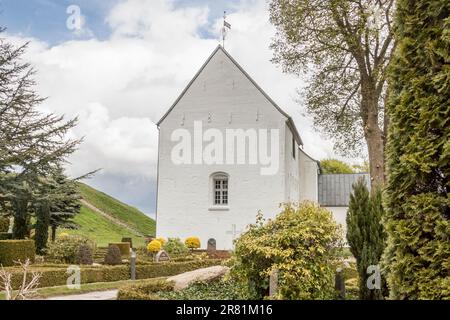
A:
292,136,296,159
213,175,228,206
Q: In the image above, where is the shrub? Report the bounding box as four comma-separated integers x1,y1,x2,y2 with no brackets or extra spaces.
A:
0,233,12,240
231,202,343,300
121,237,133,248
118,279,174,300
163,238,189,256
383,0,450,300
104,245,122,265
147,240,162,254
0,216,10,232
346,179,387,299
155,237,166,246
158,279,245,300
46,235,95,264
108,242,130,257
185,237,201,250
0,240,35,267
77,244,93,265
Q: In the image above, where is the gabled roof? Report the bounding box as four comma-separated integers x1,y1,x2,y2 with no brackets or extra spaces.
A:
156,45,303,146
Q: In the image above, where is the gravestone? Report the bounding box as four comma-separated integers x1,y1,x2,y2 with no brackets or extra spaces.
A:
335,267,346,299
207,238,216,252
155,250,170,263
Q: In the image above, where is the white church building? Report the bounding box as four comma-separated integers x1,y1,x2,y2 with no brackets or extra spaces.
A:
156,45,369,250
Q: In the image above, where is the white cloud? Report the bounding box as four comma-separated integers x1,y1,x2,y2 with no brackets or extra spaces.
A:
5,0,360,214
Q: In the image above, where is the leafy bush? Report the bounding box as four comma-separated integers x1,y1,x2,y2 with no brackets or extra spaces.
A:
108,242,130,257
0,233,12,240
158,279,245,300
46,235,95,264
0,240,35,266
185,237,201,250
231,202,343,300
163,238,188,256
156,237,166,246
104,245,122,265
147,240,162,253
77,244,93,265
0,216,10,232
118,279,174,300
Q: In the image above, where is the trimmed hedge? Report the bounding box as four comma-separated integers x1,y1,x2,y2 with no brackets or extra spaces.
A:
118,279,175,300
109,242,131,256
0,233,12,240
0,240,35,266
6,259,221,289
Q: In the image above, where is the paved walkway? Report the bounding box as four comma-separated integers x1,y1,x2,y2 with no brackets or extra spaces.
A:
46,289,118,300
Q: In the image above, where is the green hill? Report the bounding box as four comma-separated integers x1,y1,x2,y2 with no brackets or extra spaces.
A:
60,183,155,247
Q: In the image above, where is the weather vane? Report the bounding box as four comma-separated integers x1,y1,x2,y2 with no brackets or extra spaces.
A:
222,11,231,49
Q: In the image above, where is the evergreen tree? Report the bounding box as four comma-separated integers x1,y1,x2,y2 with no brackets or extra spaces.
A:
0,30,81,238
346,179,387,299
35,200,50,254
382,0,450,299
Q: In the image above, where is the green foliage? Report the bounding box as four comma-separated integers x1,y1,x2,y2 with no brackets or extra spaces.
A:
0,233,12,240
320,159,354,174
108,242,130,257
0,240,35,266
104,245,122,265
46,235,95,264
61,205,145,247
0,216,9,232
35,201,50,255
231,202,343,300
163,238,189,256
76,244,93,265
383,0,450,300
346,179,387,299
4,259,221,290
77,183,155,236
157,279,244,300
118,279,174,300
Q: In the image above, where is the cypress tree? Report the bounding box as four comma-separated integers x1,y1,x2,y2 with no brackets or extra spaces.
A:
346,179,387,299
382,0,450,299
35,200,50,254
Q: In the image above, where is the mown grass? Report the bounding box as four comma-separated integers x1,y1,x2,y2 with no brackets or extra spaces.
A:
77,182,155,236
59,205,146,247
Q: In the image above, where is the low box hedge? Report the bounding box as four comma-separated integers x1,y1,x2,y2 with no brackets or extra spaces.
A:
0,240,35,266
118,279,175,300
7,259,221,289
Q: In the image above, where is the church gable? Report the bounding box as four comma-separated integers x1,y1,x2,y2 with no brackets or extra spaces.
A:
157,45,303,146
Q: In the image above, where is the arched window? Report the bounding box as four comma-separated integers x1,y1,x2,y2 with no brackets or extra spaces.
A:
211,173,229,206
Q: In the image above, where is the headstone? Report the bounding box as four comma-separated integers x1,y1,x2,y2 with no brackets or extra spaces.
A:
122,237,133,248
335,267,346,299
207,238,216,252
155,250,170,263
269,268,279,298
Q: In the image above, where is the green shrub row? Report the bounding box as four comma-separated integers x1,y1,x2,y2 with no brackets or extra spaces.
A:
0,240,35,266
7,259,221,289
117,279,175,300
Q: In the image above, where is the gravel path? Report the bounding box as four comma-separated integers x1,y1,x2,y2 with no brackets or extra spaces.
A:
46,290,118,300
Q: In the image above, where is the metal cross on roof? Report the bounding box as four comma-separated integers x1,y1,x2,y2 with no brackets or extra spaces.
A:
222,11,231,49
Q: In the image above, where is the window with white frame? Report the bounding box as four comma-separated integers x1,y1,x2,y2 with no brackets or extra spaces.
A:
212,174,228,206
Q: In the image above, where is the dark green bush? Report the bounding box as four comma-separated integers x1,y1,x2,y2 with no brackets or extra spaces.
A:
0,216,10,232
0,233,12,240
104,245,122,265
77,244,93,265
0,240,35,266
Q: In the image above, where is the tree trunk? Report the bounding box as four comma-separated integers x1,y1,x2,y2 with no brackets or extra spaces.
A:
361,81,386,190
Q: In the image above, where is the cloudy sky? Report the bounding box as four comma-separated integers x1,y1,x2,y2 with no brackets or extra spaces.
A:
1,0,362,218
